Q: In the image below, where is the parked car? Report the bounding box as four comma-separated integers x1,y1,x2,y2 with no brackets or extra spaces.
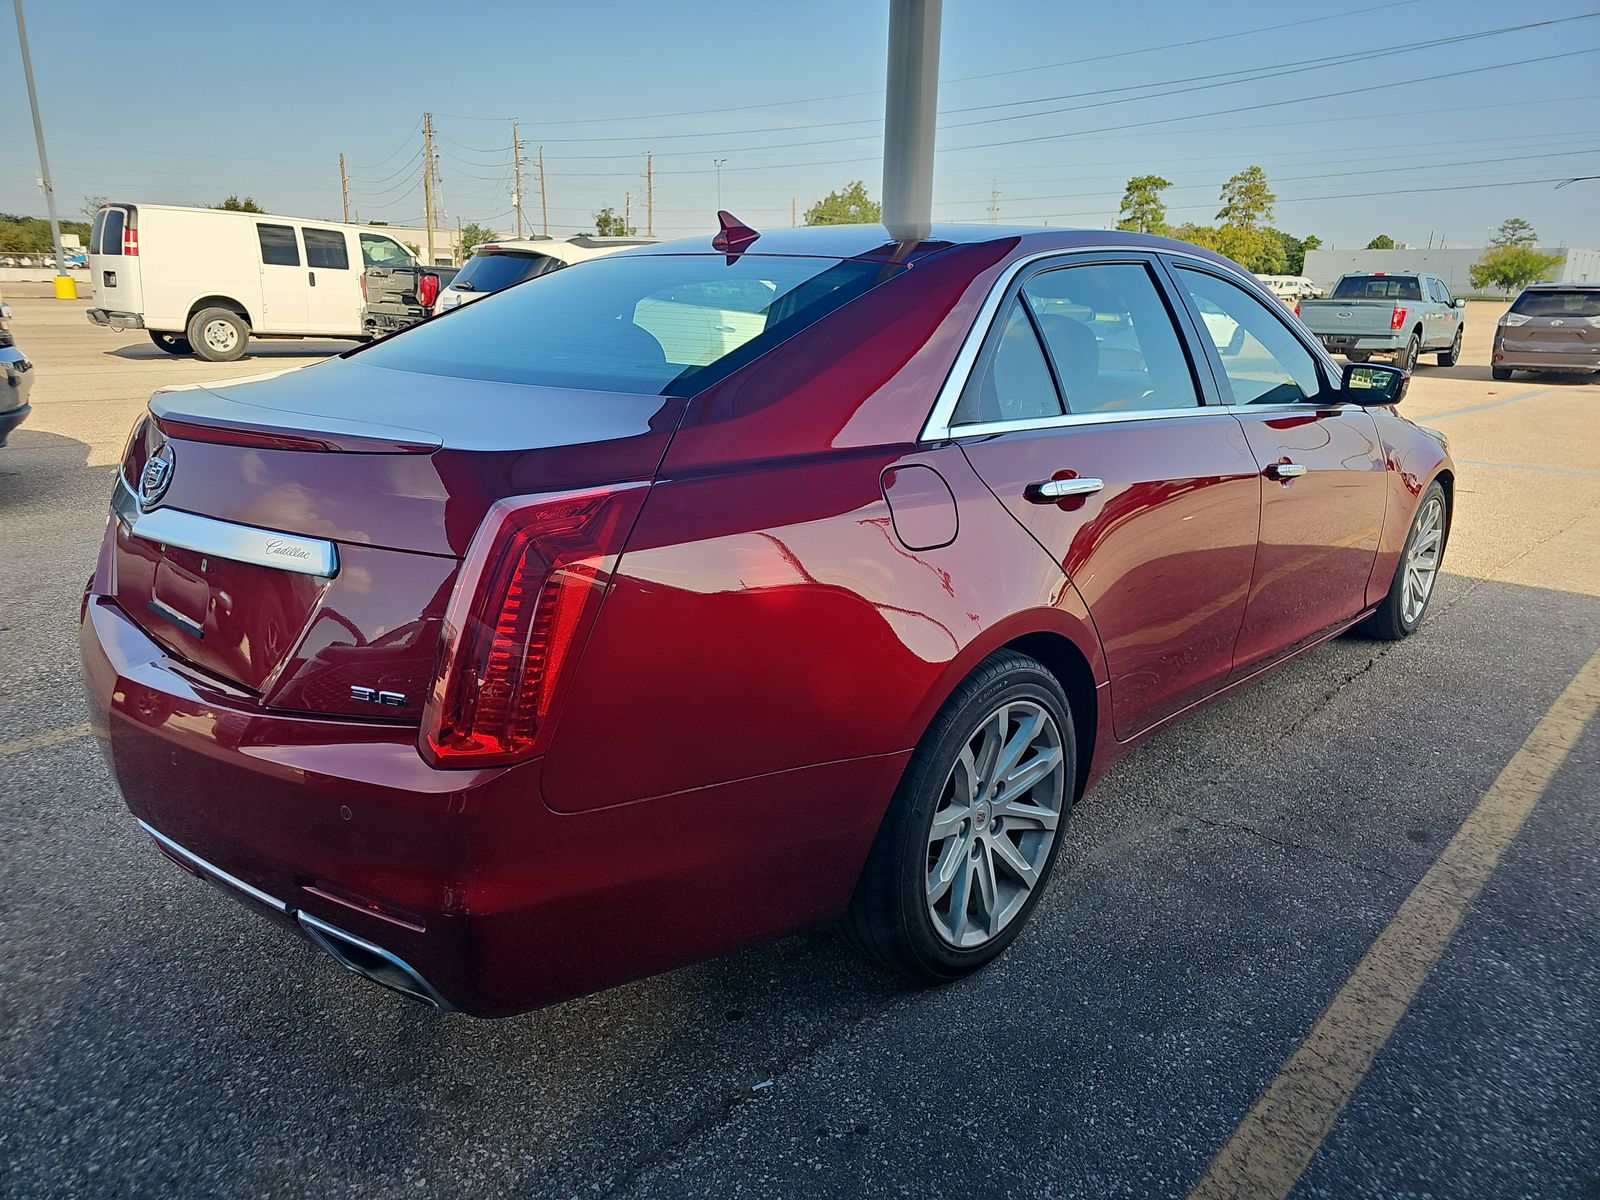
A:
1257,274,1322,310
1298,272,1465,369
84,203,420,361
360,263,459,337
436,235,658,312
0,289,33,448
1492,282,1600,380
81,224,1451,1016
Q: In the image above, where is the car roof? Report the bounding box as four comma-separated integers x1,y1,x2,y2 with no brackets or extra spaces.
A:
1520,281,1593,290
621,222,1238,268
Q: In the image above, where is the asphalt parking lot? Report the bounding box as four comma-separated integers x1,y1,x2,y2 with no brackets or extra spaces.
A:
1,288,1597,1199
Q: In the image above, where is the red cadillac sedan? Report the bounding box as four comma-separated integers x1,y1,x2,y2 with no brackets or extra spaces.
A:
80,224,1452,1016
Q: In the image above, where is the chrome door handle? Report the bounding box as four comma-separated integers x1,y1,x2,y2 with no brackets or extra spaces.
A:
1028,477,1104,501
1266,462,1308,480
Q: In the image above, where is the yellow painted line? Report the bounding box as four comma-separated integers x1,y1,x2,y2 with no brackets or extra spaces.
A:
0,723,92,758
1187,645,1600,1200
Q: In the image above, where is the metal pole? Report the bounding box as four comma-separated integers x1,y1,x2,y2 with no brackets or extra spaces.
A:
881,0,941,242
13,0,69,293
422,112,436,265
339,153,351,223
511,120,524,237
714,158,726,210
538,146,548,237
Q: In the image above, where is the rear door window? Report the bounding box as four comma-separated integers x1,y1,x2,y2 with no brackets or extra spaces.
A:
952,304,1062,426
303,228,350,270
360,234,411,267
1174,267,1326,405
257,224,300,267
98,208,125,257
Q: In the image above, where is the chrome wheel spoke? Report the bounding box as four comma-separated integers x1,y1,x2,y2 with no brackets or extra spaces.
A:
999,800,1059,832
988,833,1039,890
996,744,1063,806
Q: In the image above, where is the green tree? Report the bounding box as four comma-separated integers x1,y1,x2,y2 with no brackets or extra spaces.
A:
1489,216,1537,249
455,222,498,262
1469,244,1564,293
1115,174,1173,235
1216,165,1274,231
1266,228,1319,275
593,207,637,237
213,195,265,213
1365,234,1395,250
803,181,881,226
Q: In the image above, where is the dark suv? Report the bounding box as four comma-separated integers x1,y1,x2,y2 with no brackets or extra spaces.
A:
1493,283,1600,380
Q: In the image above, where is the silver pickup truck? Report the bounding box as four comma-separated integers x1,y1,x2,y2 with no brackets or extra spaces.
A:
1298,272,1465,370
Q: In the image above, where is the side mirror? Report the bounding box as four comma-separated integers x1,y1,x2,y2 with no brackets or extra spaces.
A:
1342,361,1409,406
1452,297,1467,308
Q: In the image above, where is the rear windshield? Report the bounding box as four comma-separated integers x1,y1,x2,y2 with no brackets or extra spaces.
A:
1331,275,1422,301
1511,289,1600,317
358,253,901,395
450,251,560,294
95,208,125,257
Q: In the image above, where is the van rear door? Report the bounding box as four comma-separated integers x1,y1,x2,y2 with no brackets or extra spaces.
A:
88,204,143,319
254,222,308,334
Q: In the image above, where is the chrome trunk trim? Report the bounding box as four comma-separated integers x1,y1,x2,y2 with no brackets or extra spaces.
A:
115,477,338,577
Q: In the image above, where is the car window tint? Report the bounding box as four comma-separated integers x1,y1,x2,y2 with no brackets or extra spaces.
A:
1331,275,1422,301
953,304,1062,425
1510,288,1600,317
1174,267,1324,405
303,228,350,270
360,234,411,267
452,251,557,293
100,209,125,257
256,224,300,267
1022,262,1199,414
357,253,900,396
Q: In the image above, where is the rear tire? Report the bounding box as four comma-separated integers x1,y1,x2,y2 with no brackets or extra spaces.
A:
1437,326,1462,367
186,307,248,362
1395,333,1420,372
844,650,1075,983
1491,366,1514,381
1345,351,1371,363
1360,481,1447,641
149,330,192,355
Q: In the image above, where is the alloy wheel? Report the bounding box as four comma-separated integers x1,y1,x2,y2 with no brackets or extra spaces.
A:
925,699,1065,948
1402,494,1444,625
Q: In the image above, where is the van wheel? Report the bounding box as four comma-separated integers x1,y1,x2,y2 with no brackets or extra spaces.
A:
149,330,193,355
187,307,248,362
1491,366,1513,381
844,650,1074,982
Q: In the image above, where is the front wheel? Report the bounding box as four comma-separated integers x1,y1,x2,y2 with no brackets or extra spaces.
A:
1438,326,1462,367
1395,333,1420,372
149,330,192,355
845,650,1074,982
1361,481,1448,640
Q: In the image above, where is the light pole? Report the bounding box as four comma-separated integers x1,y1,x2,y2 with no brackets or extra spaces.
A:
12,0,73,297
881,0,941,242
714,158,727,211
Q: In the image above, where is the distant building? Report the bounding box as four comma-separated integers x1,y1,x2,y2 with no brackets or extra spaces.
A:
1302,246,1599,296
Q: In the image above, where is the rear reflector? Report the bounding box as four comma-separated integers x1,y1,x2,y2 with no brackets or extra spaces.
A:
123,226,138,256
421,483,649,767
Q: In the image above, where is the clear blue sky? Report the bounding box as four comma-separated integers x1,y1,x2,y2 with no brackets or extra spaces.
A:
3,0,1597,248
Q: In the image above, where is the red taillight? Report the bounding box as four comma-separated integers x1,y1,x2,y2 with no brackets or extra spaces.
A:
360,273,367,302
1390,307,1408,331
122,225,138,256
418,272,439,309
1293,301,1300,317
421,483,649,767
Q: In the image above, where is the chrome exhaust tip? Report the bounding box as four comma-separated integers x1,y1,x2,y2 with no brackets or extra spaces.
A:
297,911,453,1011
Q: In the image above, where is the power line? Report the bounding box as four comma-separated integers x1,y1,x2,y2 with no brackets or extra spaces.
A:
349,117,422,169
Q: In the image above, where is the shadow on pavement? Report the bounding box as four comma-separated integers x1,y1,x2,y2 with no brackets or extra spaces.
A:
106,340,358,362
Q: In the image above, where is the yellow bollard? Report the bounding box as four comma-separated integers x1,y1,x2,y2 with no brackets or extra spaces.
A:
53,275,79,300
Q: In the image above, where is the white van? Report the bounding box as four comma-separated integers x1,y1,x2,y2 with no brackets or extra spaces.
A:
435,235,657,312
1257,274,1322,306
85,203,418,361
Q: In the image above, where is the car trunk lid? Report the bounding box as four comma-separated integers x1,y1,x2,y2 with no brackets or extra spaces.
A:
111,356,683,720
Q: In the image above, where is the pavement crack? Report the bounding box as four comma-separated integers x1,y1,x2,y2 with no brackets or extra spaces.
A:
1173,809,1406,883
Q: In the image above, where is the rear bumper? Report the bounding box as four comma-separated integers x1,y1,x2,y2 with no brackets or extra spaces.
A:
87,308,145,328
0,402,30,447
1492,342,1600,372
1316,332,1406,352
79,593,895,1016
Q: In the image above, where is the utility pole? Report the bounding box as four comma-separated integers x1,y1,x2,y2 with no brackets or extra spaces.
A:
713,158,727,210
422,111,437,265
339,153,351,223
644,151,654,238
511,120,524,237
988,181,1000,223
537,146,548,237
881,0,942,242
792,197,798,227
12,0,70,295
624,192,631,235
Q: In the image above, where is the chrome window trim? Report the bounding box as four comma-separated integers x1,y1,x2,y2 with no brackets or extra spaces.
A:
114,477,338,578
919,243,1344,442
